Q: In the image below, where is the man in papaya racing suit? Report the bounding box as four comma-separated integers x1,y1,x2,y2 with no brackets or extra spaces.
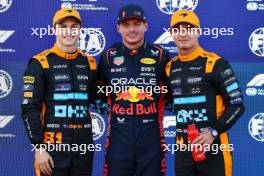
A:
165,9,245,176
21,8,97,176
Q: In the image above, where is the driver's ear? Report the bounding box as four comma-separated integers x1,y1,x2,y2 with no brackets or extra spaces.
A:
144,22,148,32
197,27,202,38
117,24,120,33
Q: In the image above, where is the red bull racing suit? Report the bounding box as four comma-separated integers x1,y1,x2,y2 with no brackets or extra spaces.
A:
165,47,245,176
21,44,97,176
98,42,170,176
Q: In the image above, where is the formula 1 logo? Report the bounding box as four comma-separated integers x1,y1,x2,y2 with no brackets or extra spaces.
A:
0,0,12,13
247,74,264,87
249,28,264,57
246,74,264,96
79,28,106,57
154,28,178,54
0,116,14,128
0,70,13,98
91,112,105,141
0,30,15,53
154,30,173,45
248,113,264,142
0,30,14,43
156,0,198,15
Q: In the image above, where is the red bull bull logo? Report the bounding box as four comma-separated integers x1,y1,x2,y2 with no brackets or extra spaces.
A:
115,87,154,102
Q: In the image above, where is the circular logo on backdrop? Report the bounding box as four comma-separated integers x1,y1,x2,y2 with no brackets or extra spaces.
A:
249,28,264,57
0,0,12,13
78,28,106,57
246,87,258,96
247,2,258,11
0,70,12,98
61,2,73,9
91,112,105,141
248,113,264,142
156,0,198,14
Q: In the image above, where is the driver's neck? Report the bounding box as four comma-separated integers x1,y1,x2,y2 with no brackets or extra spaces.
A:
56,42,77,53
123,38,145,50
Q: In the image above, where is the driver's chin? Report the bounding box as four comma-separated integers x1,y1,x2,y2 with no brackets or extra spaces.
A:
62,40,77,47
61,37,77,46
177,42,192,50
126,37,143,45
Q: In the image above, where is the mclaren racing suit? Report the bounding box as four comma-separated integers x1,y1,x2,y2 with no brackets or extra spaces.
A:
98,42,170,176
165,46,245,176
21,45,97,176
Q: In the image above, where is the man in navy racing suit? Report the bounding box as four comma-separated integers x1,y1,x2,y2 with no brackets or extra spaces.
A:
97,4,171,176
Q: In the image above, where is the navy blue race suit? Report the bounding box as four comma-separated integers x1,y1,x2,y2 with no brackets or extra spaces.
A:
98,42,170,176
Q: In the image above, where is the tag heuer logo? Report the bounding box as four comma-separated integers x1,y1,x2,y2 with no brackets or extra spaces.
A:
113,56,124,66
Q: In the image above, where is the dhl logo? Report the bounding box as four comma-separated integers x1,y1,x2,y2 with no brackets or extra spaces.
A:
115,87,153,102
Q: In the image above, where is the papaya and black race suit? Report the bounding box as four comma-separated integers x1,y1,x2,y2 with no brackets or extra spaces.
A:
21,44,97,176
165,46,245,176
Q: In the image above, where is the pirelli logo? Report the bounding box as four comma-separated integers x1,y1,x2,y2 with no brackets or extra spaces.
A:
23,76,35,84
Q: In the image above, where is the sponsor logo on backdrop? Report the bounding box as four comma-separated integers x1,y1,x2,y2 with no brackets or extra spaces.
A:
154,27,234,54
0,70,13,98
249,28,264,57
91,112,105,140
0,30,15,53
0,115,14,128
156,0,198,14
246,74,264,96
248,113,264,142
78,28,106,57
61,0,109,11
0,115,15,138
0,0,12,13
154,28,178,54
163,116,176,138
246,0,264,11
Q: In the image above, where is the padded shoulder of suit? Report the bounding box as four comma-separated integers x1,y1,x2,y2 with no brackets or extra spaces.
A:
201,50,222,73
79,50,97,70
32,49,50,69
165,56,178,77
